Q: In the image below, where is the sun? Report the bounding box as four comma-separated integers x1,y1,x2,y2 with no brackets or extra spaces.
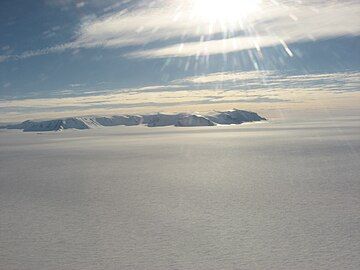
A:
192,0,262,23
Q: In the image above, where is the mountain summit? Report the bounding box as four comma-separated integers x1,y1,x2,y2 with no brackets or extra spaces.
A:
1,109,266,132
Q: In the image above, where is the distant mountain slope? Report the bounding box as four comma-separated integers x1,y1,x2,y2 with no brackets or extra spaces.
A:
1,109,266,132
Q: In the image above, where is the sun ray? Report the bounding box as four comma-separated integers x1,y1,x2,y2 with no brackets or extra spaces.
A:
191,0,262,23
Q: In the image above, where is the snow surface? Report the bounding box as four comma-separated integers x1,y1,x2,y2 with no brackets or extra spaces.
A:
1,109,265,132
0,118,359,270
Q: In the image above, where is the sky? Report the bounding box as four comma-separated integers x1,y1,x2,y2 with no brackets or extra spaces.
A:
0,0,359,122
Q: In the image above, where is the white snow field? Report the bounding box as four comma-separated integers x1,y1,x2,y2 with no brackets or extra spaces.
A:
0,118,359,270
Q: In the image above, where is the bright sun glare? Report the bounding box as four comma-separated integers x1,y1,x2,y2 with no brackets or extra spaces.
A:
193,0,262,22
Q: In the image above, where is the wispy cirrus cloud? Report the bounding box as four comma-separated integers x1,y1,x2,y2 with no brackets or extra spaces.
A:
125,0,360,58
1,0,359,62
177,71,360,90
125,36,281,58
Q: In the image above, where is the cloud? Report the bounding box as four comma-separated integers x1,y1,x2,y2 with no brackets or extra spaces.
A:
43,0,122,9
176,71,360,92
1,70,359,122
126,36,281,58
0,55,9,63
76,2,85,8
1,42,78,62
76,0,360,50
125,0,360,58
1,0,359,62
175,71,274,84
3,82,11,88
2,45,11,51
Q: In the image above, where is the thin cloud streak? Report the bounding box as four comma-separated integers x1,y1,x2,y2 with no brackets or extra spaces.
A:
1,71,359,122
126,36,280,58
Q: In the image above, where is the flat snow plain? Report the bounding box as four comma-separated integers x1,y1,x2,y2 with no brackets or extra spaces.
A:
1,118,359,270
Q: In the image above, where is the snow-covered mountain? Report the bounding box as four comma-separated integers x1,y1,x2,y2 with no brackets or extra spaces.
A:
1,109,266,132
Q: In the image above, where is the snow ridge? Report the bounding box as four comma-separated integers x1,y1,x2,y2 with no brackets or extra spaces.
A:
2,109,266,132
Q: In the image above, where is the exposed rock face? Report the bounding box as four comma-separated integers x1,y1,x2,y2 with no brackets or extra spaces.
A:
208,110,266,125
176,115,215,127
95,116,142,126
2,109,266,132
143,114,184,127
